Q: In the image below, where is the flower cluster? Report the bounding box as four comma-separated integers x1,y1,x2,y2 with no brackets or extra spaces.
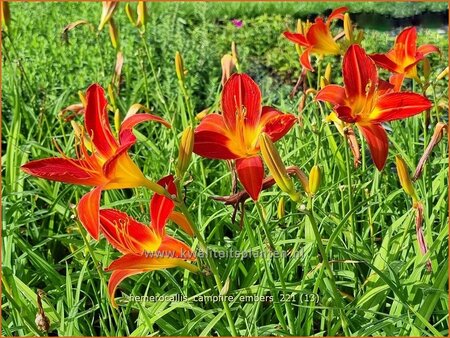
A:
22,84,198,307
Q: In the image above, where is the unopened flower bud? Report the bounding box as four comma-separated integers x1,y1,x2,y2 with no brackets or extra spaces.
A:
436,66,449,81
221,54,236,86
356,30,364,44
324,63,332,83
277,197,285,219
344,13,353,42
260,134,300,202
320,76,328,89
169,211,194,237
108,19,119,49
177,126,194,177
1,1,11,33
78,91,87,107
124,3,136,26
175,51,185,83
114,109,120,135
136,1,148,31
395,155,418,202
308,165,321,195
196,108,209,120
296,19,303,34
107,84,117,108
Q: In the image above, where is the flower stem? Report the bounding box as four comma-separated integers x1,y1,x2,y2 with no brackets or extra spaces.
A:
142,178,170,197
343,138,356,250
343,138,360,295
316,61,322,90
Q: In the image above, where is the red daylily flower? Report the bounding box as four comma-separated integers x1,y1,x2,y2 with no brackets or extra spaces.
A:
316,44,432,170
101,175,198,307
21,84,170,240
193,73,297,200
284,7,347,71
370,27,440,90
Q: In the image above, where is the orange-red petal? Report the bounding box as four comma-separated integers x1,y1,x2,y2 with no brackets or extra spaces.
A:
21,158,101,186
377,79,395,95
222,73,262,130
260,106,297,143
107,269,145,308
307,18,341,56
102,133,136,176
358,123,389,171
300,48,313,71
283,31,309,47
84,84,118,157
157,174,177,195
150,175,176,236
417,44,440,56
371,92,432,123
156,235,196,261
235,156,264,201
393,26,417,62
389,73,405,92
77,185,104,239
106,256,199,307
316,85,346,107
100,208,160,254
370,53,400,73
335,105,356,123
168,211,194,237
119,113,171,145
193,114,240,160
343,44,378,98
106,255,198,272
327,6,348,22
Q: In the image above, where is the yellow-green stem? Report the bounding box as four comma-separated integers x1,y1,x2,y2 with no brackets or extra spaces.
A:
343,139,357,251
